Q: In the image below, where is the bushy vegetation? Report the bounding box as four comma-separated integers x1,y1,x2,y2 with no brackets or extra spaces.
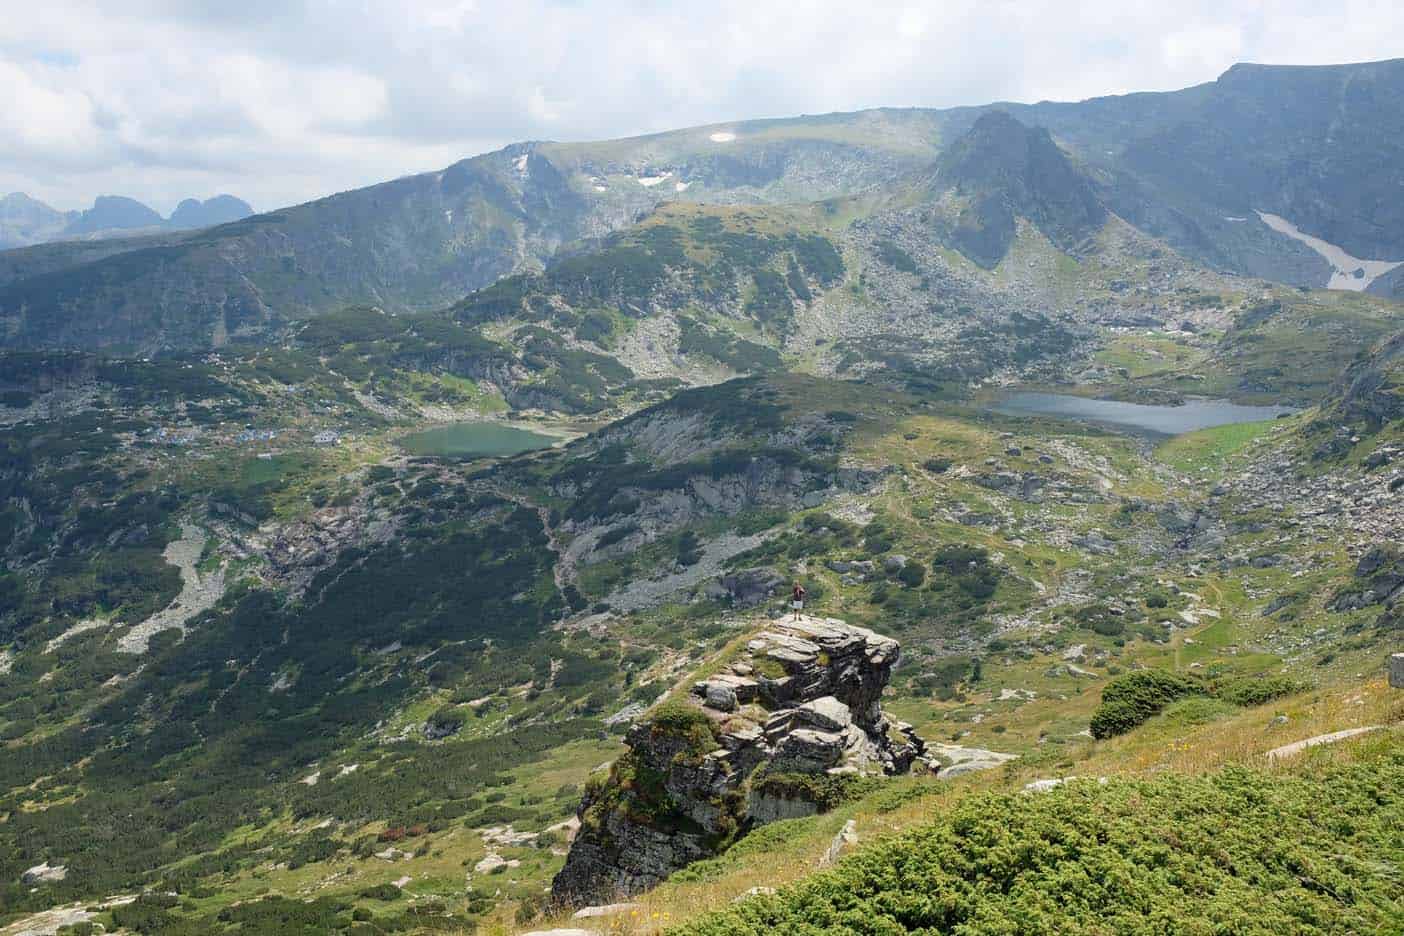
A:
1090,670,1307,739
678,317,782,372
1214,674,1307,708
749,770,878,812
677,746,1404,935
874,239,918,273
1089,669,1203,738
649,700,720,752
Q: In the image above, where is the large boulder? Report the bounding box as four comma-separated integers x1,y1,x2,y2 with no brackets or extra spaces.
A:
718,567,784,608
550,616,928,907
1330,545,1404,611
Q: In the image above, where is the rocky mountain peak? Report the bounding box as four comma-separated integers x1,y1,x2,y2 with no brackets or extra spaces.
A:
933,110,1105,267
68,195,164,235
550,614,926,907
167,195,254,230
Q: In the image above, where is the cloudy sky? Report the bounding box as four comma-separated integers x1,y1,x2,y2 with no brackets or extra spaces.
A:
3,1,1401,214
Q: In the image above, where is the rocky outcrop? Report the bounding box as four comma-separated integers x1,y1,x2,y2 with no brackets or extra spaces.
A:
550,616,926,907
715,567,784,607
1330,545,1404,612
21,861,67,885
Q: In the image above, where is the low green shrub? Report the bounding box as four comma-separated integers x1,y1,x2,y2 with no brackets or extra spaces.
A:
1216,675,1306,708
750,771,878,812
1090,670,1310,739
1089,670,1204,738
676,746,1404,935
648,700,719,753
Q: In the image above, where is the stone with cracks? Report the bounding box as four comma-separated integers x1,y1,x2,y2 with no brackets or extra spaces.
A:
550,615,928,908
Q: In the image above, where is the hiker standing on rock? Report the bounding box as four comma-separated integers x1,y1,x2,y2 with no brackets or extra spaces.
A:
791,581,806,620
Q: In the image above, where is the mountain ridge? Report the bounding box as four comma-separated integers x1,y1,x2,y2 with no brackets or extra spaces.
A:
0,191,255,251
6,57,1404,353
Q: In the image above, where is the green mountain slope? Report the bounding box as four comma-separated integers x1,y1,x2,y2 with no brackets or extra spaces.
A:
0,115,945,354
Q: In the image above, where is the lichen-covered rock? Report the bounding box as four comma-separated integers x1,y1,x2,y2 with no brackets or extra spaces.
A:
550,615,928,907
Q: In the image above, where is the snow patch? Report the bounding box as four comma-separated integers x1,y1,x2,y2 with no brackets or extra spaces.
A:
674,180,691,192
1257,211,1404,291
709,132,736,143
513,153,529,173
637,171,672,187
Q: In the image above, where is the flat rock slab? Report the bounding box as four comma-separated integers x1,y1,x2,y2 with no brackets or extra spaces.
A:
1024,776,1107,793
573,902,640,919
928,742,1018,778
796,695,853,731
1390,653,1404,689
1266,726,1382,761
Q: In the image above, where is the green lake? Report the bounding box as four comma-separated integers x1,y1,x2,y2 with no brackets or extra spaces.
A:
398,422,559,458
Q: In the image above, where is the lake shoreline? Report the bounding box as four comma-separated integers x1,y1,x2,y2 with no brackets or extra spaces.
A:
986,390,1298,439
397,420,575,458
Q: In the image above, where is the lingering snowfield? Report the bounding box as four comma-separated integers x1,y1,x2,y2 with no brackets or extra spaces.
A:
1257,211,1404,291
674,180,690,192
637,171,672,187
708,131,736,143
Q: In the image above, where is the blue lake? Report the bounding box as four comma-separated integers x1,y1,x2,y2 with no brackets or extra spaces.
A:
989,392,1295,437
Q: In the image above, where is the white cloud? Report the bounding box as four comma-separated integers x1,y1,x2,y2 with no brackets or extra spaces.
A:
1162,24,1244,75
1,0,1402,214
0,60,102,156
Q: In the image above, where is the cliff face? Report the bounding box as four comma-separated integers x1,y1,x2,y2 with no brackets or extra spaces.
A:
550,616,927,907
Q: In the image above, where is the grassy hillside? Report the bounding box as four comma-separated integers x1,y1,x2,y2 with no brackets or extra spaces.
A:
534,679,1399,935
676,729,1403,935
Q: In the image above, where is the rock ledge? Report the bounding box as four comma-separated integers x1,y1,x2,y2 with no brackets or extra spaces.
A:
550,615,927,907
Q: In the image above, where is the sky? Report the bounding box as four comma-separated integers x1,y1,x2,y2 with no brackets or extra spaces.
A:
3,0,1402,215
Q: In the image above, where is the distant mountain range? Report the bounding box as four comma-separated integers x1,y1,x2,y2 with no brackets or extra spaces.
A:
3,58,1404,354
0,192,253,250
